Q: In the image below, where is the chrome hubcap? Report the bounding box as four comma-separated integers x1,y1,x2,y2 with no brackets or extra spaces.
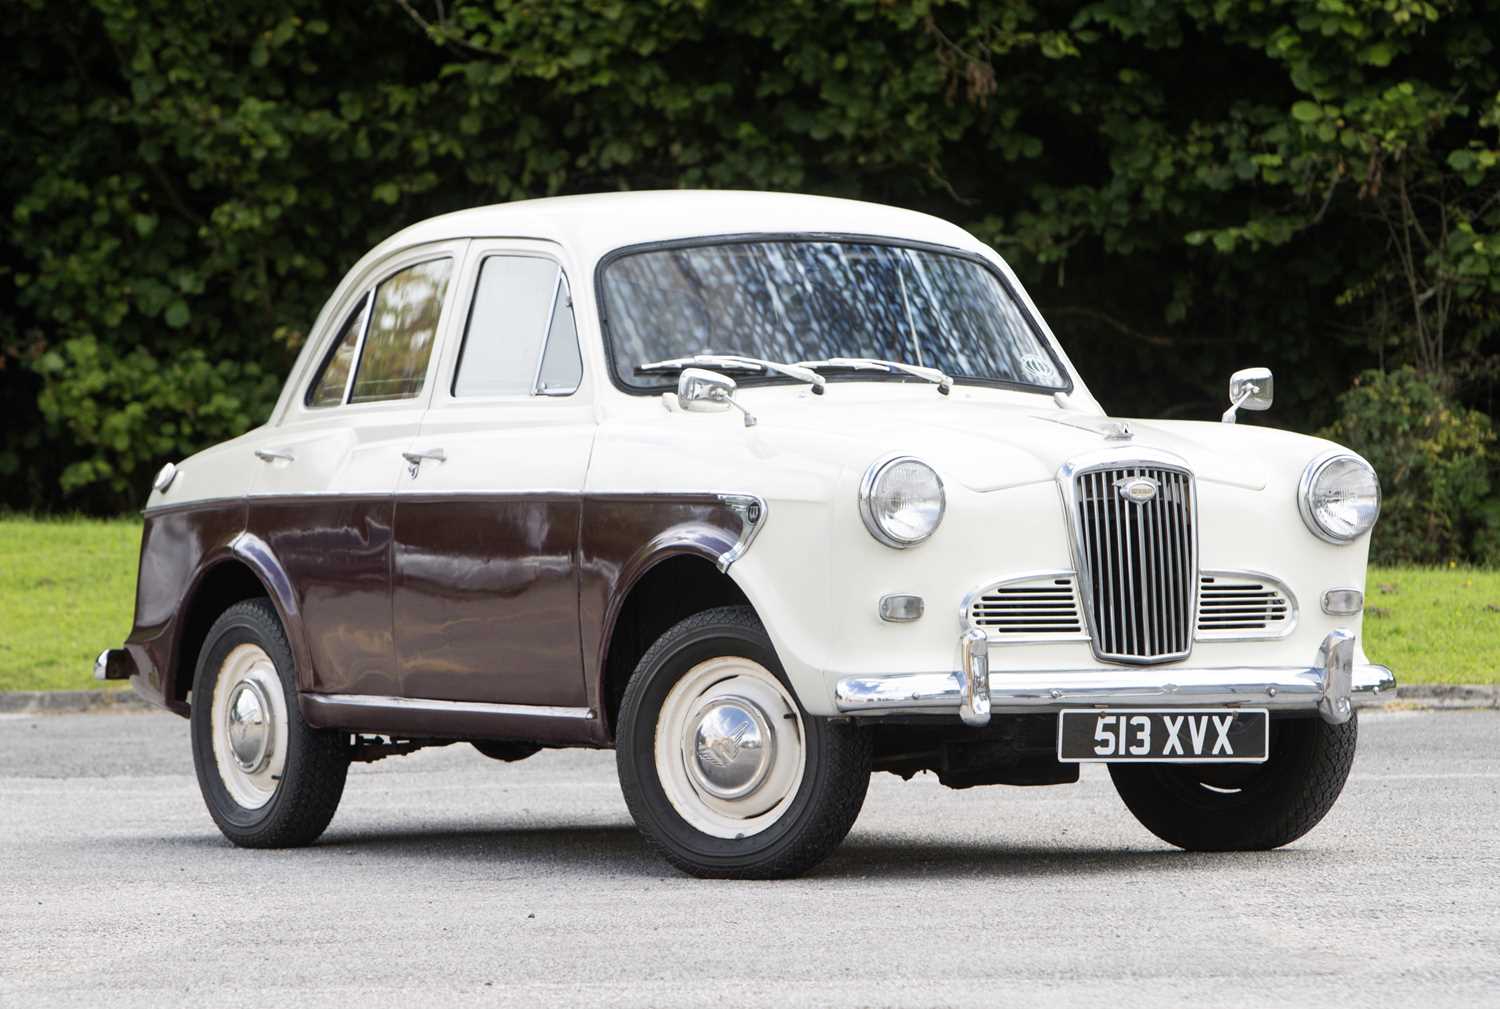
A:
210,643,288,810
226,680,273,773
689,697,775,800
654,656,807,839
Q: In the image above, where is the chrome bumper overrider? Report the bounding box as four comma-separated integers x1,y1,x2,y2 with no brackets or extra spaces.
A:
833,629,1394,727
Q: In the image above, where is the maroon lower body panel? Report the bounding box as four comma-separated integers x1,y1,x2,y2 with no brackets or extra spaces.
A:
125,499,249,713
248,497,399,697
392,494,586,707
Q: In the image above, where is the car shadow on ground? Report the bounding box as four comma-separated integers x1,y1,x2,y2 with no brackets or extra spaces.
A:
161,821,1317,880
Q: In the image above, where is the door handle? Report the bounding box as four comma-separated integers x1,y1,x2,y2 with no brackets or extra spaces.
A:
254,447,296,463
402,448,446,465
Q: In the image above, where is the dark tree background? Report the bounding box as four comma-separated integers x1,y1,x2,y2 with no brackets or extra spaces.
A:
3,0,1497,560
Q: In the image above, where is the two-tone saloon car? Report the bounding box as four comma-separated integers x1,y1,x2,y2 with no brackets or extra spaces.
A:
99,191,1393,878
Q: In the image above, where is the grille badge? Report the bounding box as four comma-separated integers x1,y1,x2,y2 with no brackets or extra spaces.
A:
1116,476,1160,504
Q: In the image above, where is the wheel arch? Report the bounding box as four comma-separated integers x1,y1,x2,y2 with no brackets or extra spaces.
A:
168,534,306,711
597,550,751,740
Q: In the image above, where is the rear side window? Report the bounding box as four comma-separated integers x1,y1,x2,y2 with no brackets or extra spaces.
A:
453,256,582,398
349,258,453,404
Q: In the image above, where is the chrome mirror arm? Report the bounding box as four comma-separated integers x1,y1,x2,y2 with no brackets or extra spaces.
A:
1221,386,1256,424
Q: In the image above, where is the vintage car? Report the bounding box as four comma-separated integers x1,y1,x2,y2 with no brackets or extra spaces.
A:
98,191,1393,878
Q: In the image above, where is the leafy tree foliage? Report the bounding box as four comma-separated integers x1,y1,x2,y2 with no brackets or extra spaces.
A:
1322,366,1494,564
2,0,1496,559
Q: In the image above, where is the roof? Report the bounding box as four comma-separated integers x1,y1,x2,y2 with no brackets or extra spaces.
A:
362,190,988,266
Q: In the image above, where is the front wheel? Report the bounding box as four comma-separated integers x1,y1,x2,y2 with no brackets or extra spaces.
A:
1108,713,1358,851
190,598,350,848
615,606,871,879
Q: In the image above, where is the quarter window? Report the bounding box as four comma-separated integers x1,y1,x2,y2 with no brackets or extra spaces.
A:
306,295,369,408
453,256,581,398
349,258,453,404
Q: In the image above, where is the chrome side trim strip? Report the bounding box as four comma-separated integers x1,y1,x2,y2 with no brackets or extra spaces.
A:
308,693,593,720
144,489,767,516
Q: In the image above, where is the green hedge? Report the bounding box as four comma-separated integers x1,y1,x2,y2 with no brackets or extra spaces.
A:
2,1,1497,560
1323,368,1497,565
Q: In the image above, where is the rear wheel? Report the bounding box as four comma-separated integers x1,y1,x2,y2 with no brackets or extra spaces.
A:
616,606,871,879
190,598,349,847
1108,713,1358,851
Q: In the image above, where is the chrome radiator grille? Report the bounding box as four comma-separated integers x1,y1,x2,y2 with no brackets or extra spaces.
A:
1068,464,1197,663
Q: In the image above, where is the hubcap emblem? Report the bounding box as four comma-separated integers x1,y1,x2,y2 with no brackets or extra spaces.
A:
689,698,774,800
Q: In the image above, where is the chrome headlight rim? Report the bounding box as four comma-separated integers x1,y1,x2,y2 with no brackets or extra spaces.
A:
1297,450,1381,544
858,454,946,549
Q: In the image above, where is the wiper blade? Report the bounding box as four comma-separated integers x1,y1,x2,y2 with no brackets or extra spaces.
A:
796,357,953,395
637,354,827,393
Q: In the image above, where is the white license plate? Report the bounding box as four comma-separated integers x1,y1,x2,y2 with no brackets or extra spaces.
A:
1057,708,1269,763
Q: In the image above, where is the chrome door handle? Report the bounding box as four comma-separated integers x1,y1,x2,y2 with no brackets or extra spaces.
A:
254,448,295,463
401,448,446,465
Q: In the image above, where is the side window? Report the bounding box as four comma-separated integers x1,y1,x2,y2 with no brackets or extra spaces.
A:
348,258,453,405
453,256,581,398
306,295,369,408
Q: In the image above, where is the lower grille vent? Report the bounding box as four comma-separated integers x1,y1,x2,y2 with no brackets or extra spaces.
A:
967,573,1086,640
1196,573,1296,638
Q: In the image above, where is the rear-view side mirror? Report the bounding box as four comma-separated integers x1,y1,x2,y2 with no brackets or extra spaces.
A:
1222,367,1273,423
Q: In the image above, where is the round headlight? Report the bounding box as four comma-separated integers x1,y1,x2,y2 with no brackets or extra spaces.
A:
859,456,945,548
1299,452,1380,543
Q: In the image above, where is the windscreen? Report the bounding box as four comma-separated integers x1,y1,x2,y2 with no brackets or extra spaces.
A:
600,240,1068,392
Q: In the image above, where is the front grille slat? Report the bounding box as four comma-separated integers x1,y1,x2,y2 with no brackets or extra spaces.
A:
1072,463,1196,663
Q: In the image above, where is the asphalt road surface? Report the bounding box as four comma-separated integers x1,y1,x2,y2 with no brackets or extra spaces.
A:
2,707,1497,1008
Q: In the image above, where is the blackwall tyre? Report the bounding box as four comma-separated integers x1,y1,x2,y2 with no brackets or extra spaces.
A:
615,605,871,879
1108,713,1358,851
189,598,350,848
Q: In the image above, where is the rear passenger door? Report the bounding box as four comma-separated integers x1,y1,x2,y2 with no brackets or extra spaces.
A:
391,242,595,708
249,243,465,697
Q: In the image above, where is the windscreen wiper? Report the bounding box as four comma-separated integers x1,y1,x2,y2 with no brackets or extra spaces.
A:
637,354,828,394
796,357,953,395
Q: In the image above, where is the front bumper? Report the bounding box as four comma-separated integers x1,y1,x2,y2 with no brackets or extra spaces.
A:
834,629,1394,727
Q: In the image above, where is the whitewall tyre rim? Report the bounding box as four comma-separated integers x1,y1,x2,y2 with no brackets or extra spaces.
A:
210,643,289,810
654,656,807,839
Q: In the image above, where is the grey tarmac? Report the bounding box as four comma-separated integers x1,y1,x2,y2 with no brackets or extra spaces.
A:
1,708,1497,1008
